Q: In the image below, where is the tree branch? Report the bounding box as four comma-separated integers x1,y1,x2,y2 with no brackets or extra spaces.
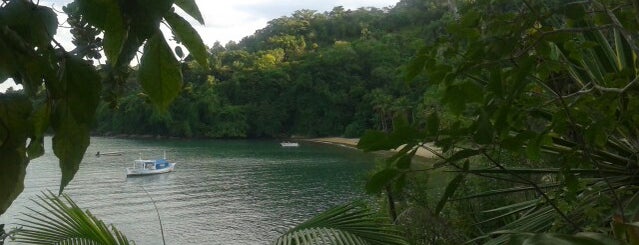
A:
592,76,639,93
512,25,614,59
481,151,581,231
552,86,627,222
592,0,639,54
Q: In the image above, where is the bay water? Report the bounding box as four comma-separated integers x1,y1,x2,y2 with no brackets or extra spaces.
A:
1,137,376,244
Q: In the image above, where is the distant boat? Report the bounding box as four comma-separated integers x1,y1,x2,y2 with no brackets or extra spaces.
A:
96,151,124,157
280,142,300,147
126,152,176,177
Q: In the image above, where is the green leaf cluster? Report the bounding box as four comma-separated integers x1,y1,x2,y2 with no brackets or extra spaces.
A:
0,0,206,216
358,0,639,243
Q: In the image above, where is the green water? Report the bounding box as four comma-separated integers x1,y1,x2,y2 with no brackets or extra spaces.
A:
1,137,376,244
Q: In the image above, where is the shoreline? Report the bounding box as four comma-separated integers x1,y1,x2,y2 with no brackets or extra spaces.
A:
301,137,438,159
92,134,439,159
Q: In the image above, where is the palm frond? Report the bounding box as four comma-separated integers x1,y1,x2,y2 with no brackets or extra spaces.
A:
275,202,409,245
13,191,131,245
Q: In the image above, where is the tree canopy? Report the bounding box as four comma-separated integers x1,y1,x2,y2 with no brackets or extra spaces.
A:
5,0,639,244
94,1,439,139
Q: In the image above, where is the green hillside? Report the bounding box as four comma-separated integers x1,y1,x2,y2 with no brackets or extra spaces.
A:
95,0,452,138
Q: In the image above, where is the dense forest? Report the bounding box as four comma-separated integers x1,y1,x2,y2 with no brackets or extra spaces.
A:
4,0,639,244
94,0,450,138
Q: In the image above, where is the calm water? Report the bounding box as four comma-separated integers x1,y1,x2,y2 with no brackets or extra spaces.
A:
1,137,376,244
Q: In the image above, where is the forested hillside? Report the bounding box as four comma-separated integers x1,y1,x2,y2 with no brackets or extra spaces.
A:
94,0,452,138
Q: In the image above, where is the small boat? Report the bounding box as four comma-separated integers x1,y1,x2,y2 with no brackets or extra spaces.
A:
126,152,176,177
280,142,300,147
96,151,123,157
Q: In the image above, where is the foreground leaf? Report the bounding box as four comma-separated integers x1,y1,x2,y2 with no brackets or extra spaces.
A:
275,202,409,245
174,0,205,24
139,31,183,110
366,169,401,194
14,191,131,245
51,105,90,194
63,56,101,124
51,56,100,194
0,94,31,215
164,11,208,67
0,1,58,49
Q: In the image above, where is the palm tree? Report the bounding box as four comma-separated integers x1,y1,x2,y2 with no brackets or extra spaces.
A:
13,191,131,245
12,192,407,245
274,202,409,245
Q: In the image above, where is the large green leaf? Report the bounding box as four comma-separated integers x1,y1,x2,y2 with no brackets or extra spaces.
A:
0,149,27,216
51,56,101,194
366,169,401,194
0,94,32,215
52,101,91,194
174,0,205,24
0,1,57,49
102,5,127,65
31,101,50,137
76,0,115,28
27,99,48,160
164,11,208,67
124,0,173,40
14,191,132,244
275,202,409,245
63,56,102,124
139,31,183,110
20,54,58,96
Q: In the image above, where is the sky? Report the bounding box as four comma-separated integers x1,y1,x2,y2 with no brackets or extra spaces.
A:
0,0,399,92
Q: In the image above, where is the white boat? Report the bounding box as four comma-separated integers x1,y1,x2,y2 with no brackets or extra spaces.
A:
126,153,176,177
280,142,300,147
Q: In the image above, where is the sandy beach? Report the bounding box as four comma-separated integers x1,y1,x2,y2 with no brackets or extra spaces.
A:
302,137,439,159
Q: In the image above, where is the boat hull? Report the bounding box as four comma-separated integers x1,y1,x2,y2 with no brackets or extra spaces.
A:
126,163,176,176
280,142,299,147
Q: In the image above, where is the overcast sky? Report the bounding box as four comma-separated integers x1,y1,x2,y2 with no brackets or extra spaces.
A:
0,0,399,91
44,0,399,47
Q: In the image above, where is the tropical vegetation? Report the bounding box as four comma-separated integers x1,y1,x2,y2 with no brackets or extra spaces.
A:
7,193,407,245
358,0,639,244
92,1,441,138
0,0,208,218
3,0,639,244
12,192,131,245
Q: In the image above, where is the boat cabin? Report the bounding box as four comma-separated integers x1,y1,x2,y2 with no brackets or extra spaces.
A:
133,159,171,170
